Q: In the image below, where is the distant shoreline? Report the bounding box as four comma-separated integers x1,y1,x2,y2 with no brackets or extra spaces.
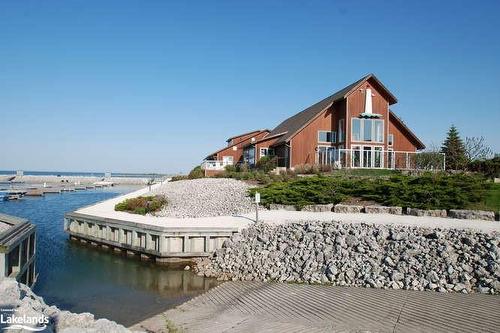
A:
0,174,155,185
0,170,165,178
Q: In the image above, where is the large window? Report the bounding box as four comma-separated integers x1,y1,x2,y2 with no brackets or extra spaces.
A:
351,118,384,143
243,146,255,165
318,131,336,143
352,119,361,141
338,119,345,143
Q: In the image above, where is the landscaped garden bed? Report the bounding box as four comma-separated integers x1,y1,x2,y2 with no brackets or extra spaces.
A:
250,172,498,212
114,195,167,215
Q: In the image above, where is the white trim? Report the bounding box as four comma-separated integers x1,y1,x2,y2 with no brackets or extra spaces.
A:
351,118,384,144
317,130,337,144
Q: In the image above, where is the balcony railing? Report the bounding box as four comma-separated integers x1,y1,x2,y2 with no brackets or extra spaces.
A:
317,149,445,170
201,160,234,171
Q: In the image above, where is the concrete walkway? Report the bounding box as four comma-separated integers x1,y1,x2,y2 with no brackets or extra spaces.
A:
77,184,500,233
131,281,500,333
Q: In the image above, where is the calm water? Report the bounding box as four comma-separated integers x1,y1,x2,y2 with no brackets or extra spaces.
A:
0,170,164,178
0,186,218,326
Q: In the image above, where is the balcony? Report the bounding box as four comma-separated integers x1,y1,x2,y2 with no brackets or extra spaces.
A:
317,148,445,170
201,160,234,171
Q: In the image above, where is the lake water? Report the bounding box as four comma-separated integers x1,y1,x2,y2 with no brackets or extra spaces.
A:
0,186,218,326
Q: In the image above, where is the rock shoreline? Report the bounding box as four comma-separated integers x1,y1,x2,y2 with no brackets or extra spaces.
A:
196,221,500,294
0,279,136,333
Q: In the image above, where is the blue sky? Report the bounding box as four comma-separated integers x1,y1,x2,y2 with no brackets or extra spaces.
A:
1,1,499,173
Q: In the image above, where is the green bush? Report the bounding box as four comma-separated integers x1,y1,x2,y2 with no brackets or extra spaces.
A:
255,156,278,172
115,195,167,215
251,172,490,210
188,166,204,179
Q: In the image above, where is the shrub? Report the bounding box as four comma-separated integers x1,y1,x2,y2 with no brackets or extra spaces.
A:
251,172,490,210
224,164,237,173
293,164,320,175
115,195,167,215
188,166,204,179
170,175,188,181
255,156,278,172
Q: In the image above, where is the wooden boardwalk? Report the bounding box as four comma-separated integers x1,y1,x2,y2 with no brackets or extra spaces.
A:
132,281,500,333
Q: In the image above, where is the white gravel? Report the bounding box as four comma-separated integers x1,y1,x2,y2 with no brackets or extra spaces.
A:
153,178,255,218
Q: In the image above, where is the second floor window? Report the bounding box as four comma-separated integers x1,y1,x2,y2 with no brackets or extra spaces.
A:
388,134,394,146
318,131,336,143
338,119,345,143
352,118,384,143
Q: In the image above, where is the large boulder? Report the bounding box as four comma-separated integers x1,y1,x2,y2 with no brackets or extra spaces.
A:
406,208,447,218
301,204,333,212
365,205,403,215
448,210,495,221
269,204,297,211
334,204,364,214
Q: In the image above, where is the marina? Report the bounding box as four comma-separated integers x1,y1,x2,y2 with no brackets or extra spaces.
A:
0,184,219,325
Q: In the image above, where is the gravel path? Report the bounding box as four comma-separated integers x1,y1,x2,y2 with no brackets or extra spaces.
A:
152,178,255,218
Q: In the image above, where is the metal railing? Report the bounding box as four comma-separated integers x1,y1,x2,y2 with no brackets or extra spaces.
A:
317,149,445,170
201,160,234,170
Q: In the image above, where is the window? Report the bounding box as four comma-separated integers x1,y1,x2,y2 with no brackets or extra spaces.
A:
363,119,372,141
243,146,255,165
374,121,383,143
388,134,394,146
259,147,274,158
338,119,345,142
352,119,361,141
318,131,336,143
351,119,384,143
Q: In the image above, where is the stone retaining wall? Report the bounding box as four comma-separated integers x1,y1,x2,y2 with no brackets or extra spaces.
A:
196,221,500,294
449,210,495,221
267,203,498,221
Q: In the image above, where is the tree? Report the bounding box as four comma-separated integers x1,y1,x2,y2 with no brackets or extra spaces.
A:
464,136,493,162
441,125,467,170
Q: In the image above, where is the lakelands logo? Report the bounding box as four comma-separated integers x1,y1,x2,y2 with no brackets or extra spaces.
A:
0,308,49,331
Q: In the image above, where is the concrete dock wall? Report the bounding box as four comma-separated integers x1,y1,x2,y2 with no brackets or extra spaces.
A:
64,212,237,261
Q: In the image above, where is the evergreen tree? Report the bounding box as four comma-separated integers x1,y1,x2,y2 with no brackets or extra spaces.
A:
441,125,467,170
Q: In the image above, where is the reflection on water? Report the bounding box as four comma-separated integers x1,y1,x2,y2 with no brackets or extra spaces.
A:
0,186,218,326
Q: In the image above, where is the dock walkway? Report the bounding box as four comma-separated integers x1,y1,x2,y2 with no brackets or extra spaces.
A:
131,281,500,333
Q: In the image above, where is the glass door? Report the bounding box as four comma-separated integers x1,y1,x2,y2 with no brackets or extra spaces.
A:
374,147,383,168
363,147,372,168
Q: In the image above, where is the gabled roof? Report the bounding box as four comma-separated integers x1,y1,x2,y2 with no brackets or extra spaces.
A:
206,129,269,159
226,129,269,143
389,110,426,150
267,74,397,145
243,131,287,148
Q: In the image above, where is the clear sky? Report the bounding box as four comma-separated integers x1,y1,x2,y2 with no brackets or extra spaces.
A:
1,1,499,173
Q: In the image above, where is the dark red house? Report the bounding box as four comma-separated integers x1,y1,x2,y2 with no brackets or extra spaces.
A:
202,74,431,174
